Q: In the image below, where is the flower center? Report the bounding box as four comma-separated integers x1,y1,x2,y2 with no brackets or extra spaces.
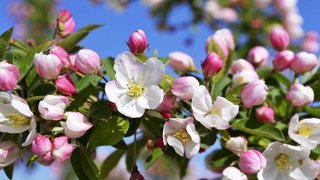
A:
0,149,8,162
275,153,292,171
127,80,145,98
173,129,191,144
207,108,221,116
297,123,315,138
8,113,31,127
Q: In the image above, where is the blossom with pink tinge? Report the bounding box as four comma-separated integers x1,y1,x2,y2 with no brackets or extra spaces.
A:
55,74,77,96
239,150,266,174
75,49,101,74
269,27,290,51
255,106,275,123
171,76,200,100
128,29,148,54
201,52,223,78
61,112,93,138
0,141,19,170
273,50,294,71
247,46,269,67
240,80,268,108
290,52,318,74
52,136,73,162
0,61,20,91
230,59,255,74
33,52,62,80
286,83,314,107
50,46,70,68
168,51,196,72
38,95,70,120
163,117,200,159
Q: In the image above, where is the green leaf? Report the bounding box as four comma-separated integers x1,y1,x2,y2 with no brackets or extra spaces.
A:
145,148,164,170
304,106,320,118
71,147,100,180
68,84,100,110
26,155,39,167
141,116,163,139
88,117,129,151
158,57,170,66
232,118,285,141
76,74,101,91
160,74,175,92
100,150,125,179
134,54,148,63
4,163,14,179
310,145,320,160
0,27,14,60
200,131,217,149
270,72,291,88
102,57,116,80
212,74,232,99
256,66,273,79
32,82,56,96
207,148,238,171
112,139,128,150
60,24,103,51
225,84,245,104
89,100,112,120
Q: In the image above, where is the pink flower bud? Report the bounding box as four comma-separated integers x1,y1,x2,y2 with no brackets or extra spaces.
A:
301,31,319,53
128,29,148,54
230,59,255,74
55,74,76,96
206,34,229,58
61,112,93,138
157,95,176,112
50,46,70,68
38,95,70,120
0,61,20,91
168,51,196,72
269,27,290,51
52,136,73,162
0,141,19,169
171,76,200,100
286,83,314,107
255,106,275,123
247,46,269,67
31,135,52,158
201,52,223,78
273,50,294,71
75,49,101,74
240,80,268,108
57,9,76,37
225,136,248,155
214,28,235,50
290,52,318,74
33,52,62,80
239,150,266,174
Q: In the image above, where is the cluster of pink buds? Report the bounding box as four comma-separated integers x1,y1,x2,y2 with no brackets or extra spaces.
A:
32,135,74,165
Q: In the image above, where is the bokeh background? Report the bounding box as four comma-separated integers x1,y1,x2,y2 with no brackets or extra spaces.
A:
0,0,319,179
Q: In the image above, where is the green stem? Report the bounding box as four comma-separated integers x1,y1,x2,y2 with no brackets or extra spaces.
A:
132,119,138,167
26,96,45,103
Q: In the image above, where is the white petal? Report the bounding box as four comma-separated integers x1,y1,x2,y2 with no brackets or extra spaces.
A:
288,114,299,136
257,164,282,180
11,99,33,117
116,95,145,118
193,112,214,129
191,85,212,116
184,141,200,159
167,136,184,157
137,85,164,109
22,117,37,146
66,114,92,132
289,133,317,149
114,52,139,87
105,80,127,103
186,123,200,143
61,121,85,138
140,57,165,86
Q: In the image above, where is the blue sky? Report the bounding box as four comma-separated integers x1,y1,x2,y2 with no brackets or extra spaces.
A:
1,0,320,179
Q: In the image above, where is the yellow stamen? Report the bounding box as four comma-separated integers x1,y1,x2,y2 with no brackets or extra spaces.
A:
297,123,316,138
173,129,191,144
127,80,145,98
8,114,31,127
207,108,221,116
275,153,292,171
